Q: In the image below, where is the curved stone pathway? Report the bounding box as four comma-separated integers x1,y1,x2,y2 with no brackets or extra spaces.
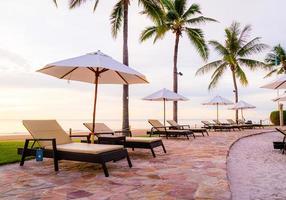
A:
228,131,286,199
0,128,273,199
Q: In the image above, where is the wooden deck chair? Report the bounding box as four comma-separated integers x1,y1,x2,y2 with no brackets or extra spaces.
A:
167,120,209,136
83,123,166,158
148,119,195,139
19,120,132,177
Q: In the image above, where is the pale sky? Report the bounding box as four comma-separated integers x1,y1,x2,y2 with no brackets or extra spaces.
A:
0,0,285,132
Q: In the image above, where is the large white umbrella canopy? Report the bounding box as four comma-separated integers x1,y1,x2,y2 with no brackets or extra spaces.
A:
143,88,188,125
37,50,148,142
202,95,233,121
261,75,286,89
229,100,256,121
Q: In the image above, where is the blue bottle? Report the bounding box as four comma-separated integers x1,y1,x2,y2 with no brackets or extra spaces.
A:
36,148,44,161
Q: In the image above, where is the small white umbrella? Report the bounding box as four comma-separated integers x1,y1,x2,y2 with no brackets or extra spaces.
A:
143,88,188,125
37,50,148,143
229,100,256,121
202,95,233,121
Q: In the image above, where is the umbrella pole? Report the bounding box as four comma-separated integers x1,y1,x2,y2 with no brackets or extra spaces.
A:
164,99,166,126
91,73,99,144
216,103,219,121
241,109,244,121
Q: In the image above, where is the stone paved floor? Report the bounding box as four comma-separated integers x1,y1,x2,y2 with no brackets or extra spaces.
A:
0,128,274,200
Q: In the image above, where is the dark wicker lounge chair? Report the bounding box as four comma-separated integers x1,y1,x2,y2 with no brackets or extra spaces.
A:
227,119,253,129
167,120,209,136
238,119,264,129
18,120,132,177
275,128,286,154
83,123,166,158
201,120,235,131
213,119,242,131
148,119,195,139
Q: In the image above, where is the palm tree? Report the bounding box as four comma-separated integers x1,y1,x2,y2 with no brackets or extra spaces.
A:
264,44,286,77
196,22,268,122
53,0,160,131
140,0,216,122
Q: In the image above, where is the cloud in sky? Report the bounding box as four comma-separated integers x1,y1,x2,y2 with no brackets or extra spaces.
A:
0,0,285,131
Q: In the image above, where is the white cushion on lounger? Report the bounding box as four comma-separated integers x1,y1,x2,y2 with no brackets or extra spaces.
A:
126,137,161,143
46,143,123,154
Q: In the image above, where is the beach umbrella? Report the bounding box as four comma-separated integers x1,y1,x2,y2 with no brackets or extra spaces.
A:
202,95,233,121
142,88,188,126
261,75,286,89
228,100,256,121
37,50,148,143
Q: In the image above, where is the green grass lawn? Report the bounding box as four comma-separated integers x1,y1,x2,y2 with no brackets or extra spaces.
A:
0,141,26,165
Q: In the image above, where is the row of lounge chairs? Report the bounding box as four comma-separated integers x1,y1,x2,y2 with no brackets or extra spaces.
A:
19,120,166,177
201,119,264,131
18,118,262,177
147,119,209,139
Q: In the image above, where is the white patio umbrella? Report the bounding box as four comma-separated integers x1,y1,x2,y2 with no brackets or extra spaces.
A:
142,88,188,125
202,95,233,121
228,100,256,121
261,75,286,89
37,50,148,143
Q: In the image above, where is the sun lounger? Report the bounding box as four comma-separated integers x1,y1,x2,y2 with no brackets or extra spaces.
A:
83,123,166,158
227,119,253,129
201,120,235,131
148,119,195,139
274,128,286,154
213,119,242,130
18,120,132,177
167,120,209,136
238,119,264,129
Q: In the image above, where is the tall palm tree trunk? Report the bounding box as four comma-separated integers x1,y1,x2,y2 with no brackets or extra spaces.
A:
122,0,129,132
231,69,239,123
173,32,180,122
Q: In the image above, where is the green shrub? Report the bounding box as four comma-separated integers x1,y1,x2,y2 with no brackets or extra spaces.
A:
270,110,286,125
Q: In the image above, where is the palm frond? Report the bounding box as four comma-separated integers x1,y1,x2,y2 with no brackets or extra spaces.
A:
140,26,158,42
69,0,99,11
182,3,201,18
235,65,248,86
139,0,164,23
238,37,268,57
185,28,208,60
238,58,268,70
238,24,251,45
186,16,217,25
264,69,279,78
53,0,58,7
174,0,186,16
161,0,175,12
208,63,227,90
209,40,228,56
69,0,86,9
93,0,99,12
110,0,123,38
196,60,224,75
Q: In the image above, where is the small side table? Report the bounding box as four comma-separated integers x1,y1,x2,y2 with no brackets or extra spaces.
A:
97,135,126,145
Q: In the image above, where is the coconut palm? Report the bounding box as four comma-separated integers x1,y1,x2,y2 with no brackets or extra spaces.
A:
264,44,286,77
140,0,216,122
196,22,268,122
53,0,160,131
